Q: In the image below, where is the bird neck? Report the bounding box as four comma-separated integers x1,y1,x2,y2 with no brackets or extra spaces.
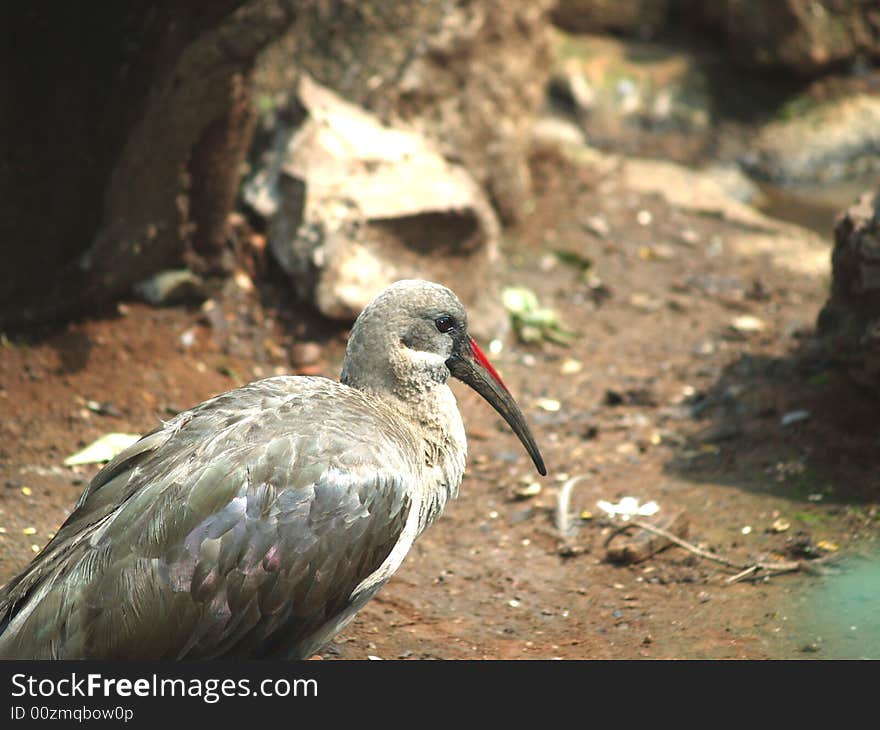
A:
345,372,467,532
393,382,467,533
342,340,467,529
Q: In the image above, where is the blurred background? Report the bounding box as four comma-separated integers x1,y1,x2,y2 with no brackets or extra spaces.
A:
1,1,878,658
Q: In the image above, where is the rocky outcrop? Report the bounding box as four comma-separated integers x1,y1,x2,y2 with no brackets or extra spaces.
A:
547,31,713,164
244,76,505,336
740,94,880,184
1,1,297,330
285,0,554,225
818,191,880,388
551,0,880,77
721,0,880,76
550,0,672,39
2,0,553,330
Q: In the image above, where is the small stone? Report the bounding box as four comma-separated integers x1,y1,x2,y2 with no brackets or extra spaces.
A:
22,527,37,535
628,293,663,312
134,269,206,306
582,215,610,238
560,358,583,375
781,410,810,427
179,329,197,349
771,518,790,533
513,482,542,499
536,398,561,412
233,269,254,292
731,315,765,333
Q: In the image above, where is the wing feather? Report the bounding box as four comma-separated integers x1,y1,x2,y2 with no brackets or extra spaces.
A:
0,377,418,659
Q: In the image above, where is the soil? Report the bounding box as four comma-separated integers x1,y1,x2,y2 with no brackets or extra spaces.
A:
1,150,878,661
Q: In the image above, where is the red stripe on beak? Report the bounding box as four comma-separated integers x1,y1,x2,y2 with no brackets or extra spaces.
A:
468,336,509,393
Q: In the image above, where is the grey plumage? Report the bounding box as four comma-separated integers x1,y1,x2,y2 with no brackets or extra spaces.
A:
0,280,544,659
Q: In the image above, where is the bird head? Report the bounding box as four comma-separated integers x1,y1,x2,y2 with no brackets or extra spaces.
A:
342,280,546,476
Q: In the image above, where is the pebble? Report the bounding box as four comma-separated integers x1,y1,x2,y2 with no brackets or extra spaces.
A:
731,315,765,333
513,482,542,499
780,410,810,427
560,358,583,375
628,293,663,312
771,518,791,532
536,398,561,412
233,269,254,292
134,269,206,306
582,215,610,238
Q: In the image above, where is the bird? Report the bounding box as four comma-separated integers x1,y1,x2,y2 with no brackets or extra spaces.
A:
0,279,545,659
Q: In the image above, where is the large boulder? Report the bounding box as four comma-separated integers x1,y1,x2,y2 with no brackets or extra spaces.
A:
551,0,673,38
551,1,880,77
740,94,880,184
245,76,505,337
721,0,880,76
818,191,880,388
547,31,713,164
285,0,554,225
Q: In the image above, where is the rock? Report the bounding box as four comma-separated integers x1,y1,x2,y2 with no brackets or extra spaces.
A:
263,0,554,226
817,191,880,387
1,2,296,330
532,115,587,149
548,31,713,162
134,269,206,306
551,0,672,39
245,75,506,335
554,1,880,77
741,94,880,185
703,164,765,206
720,0,880,77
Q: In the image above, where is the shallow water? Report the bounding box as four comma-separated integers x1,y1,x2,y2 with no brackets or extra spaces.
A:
787,556,880,660
756,178,879,240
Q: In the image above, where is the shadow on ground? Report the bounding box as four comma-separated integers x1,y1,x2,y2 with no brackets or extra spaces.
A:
665,333,879,507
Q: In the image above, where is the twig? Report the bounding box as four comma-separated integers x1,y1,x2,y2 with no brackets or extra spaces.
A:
556,475,588,537
605,510,689,564
605,517,832,583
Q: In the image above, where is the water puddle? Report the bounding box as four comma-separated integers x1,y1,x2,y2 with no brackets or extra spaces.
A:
756,178,879,240
786,556,880,659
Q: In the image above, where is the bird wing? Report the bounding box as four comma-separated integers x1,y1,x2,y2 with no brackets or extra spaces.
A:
0,377,418,659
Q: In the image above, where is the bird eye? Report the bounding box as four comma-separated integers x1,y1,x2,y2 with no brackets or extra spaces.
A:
435,315,456,333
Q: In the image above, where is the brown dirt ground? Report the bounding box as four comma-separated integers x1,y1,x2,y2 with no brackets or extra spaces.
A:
1,150,878,660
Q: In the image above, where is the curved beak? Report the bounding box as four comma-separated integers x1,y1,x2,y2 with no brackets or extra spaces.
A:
447,336,547,476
